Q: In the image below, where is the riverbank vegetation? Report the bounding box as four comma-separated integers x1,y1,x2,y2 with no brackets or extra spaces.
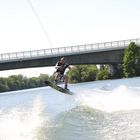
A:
0,74,49,92
0,42,139,93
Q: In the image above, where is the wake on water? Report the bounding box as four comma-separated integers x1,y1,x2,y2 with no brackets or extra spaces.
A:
76,84,140,112
0,77,140,139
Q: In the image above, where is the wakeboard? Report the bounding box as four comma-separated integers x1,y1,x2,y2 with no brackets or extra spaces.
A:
44,80,73,95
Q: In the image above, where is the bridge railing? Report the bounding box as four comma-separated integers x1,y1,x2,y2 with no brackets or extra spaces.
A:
0,38,140,62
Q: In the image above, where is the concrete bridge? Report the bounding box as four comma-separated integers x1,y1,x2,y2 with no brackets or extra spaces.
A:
0,38,140,71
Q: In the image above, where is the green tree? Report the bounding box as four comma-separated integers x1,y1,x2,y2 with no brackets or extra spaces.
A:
96,65,109,80
135,48,140,76
28,77,39,88
0,77,9,92
7,75,28,90
123,42,140,77
38,74,50,86
0,73,51,93
67,65,97,83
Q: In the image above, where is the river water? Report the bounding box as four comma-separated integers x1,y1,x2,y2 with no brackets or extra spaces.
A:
0,77,140,140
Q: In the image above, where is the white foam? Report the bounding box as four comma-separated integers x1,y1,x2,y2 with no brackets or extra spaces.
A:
75,84,140,113
0,95,46,140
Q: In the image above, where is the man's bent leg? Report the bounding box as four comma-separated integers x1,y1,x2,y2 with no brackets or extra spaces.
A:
54,72,61,85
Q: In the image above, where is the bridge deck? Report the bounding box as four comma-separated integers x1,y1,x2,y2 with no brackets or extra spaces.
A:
0,38,140,63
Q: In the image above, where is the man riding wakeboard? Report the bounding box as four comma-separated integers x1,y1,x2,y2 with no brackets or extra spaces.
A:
54,57,71,90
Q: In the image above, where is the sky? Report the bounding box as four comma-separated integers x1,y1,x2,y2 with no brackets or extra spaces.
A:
0,0,140,77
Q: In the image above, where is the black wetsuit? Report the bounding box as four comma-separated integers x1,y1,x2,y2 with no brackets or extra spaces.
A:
55,61,69,75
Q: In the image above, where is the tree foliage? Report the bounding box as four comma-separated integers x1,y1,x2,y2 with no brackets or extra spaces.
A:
123,42,140,77
0,74,50,93
0,77,9,92
67,65,98,83
96,65,110,80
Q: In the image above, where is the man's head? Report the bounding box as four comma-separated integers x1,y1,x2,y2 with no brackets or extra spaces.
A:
60,57,66,64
